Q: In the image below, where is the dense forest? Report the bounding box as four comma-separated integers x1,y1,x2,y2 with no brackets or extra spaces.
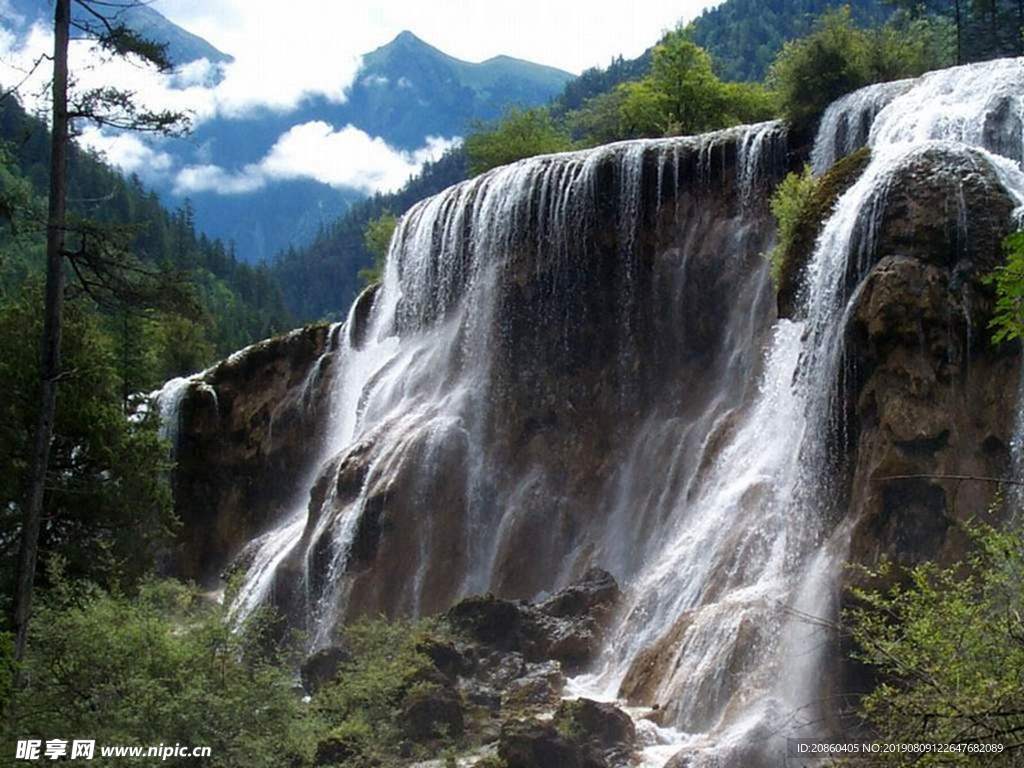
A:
0,97,291,388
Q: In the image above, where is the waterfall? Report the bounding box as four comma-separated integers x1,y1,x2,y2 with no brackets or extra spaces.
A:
216,58,1024,766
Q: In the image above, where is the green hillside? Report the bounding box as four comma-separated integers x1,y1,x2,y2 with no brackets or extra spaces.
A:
0,96,288,390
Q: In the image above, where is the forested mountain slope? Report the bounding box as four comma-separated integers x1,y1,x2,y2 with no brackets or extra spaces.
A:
0,96,289,388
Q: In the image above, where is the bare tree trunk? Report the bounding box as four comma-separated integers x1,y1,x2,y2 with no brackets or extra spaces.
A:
11,0,70,667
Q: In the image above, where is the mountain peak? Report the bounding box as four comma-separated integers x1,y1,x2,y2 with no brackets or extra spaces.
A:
393,30,422,44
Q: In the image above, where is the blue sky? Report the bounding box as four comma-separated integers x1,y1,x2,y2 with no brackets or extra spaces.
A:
0,0,722,195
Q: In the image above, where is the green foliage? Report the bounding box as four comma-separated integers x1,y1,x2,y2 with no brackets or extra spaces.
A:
768,165,819,288
0,96,290,383
358,210,398,287
567,28,774,145
690,0,894,82
8,572,313,767
766,147,872,296
847,521,1024,764
648,28,731,135
314,618,451,765
986,231,1024,344
767,7,947,125
768,7,875,124
0,283,175,592
465,107,574,176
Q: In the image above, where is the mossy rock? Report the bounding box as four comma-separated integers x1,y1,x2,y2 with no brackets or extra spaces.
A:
776,146,872,319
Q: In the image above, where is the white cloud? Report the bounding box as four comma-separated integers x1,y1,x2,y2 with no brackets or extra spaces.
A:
77,126,174,179
153,0,725,77
173,122,460,196
174,163,265,195
0,16,362,128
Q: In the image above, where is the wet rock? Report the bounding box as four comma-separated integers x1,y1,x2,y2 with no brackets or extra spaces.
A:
447,594,535,652
537,568,619,621
168,324,336,585
300,646,349,693
445,570,620,675
842,144,1020,570
417,637,472,679
401,685,465,741
498,719,583,768
313,735,358,766
501,661,566,711
554,698,637,768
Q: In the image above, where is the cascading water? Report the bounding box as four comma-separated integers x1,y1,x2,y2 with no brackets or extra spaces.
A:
210,58,1024,766
230,119,791,641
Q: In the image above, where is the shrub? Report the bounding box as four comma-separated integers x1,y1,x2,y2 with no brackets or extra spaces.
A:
9,570,313,767
847,521,1024,765
313,618,454,764
767,147,872,309
767,164,819,290
985,231,1024,344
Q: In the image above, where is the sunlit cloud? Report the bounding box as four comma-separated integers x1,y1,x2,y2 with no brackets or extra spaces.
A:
173,123,460,195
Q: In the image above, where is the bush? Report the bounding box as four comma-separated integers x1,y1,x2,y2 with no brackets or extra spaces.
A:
465,107,573,176
767,147,871,309
847,521,1024,765
313,618,455,765
768,164,819,290
767,7,947,126
985,231,1024,344
9,571,313,767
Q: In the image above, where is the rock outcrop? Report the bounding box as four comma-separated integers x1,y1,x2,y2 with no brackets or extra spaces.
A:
843,146,1019,569
164,324,339,584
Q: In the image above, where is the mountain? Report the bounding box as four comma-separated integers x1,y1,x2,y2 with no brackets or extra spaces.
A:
173,31,573,261
2,0,232,66
350,31,575,148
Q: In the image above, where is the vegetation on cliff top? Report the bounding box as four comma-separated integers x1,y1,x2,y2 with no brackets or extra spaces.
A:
767,146,873,308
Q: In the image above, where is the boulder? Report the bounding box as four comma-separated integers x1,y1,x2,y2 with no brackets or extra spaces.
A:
498,719,583,768
401,685,465,741
501,661,566,712
554,698,636,768
445,569,620,675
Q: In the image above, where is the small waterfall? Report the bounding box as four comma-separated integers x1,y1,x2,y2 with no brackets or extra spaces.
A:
220,58,1024,766
152,376,194,453
811,78,914,174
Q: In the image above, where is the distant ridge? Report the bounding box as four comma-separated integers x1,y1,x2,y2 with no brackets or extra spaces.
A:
349,30,575,148
1,0,232,65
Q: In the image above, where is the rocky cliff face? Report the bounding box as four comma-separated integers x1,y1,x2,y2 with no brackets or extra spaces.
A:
844,147,1020,570
159,58,1024,767
158,324,339,585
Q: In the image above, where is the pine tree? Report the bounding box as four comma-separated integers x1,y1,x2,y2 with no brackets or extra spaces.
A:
10,0,188,675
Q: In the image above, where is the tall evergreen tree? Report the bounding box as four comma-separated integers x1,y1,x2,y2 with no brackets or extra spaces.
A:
10,0,187,673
